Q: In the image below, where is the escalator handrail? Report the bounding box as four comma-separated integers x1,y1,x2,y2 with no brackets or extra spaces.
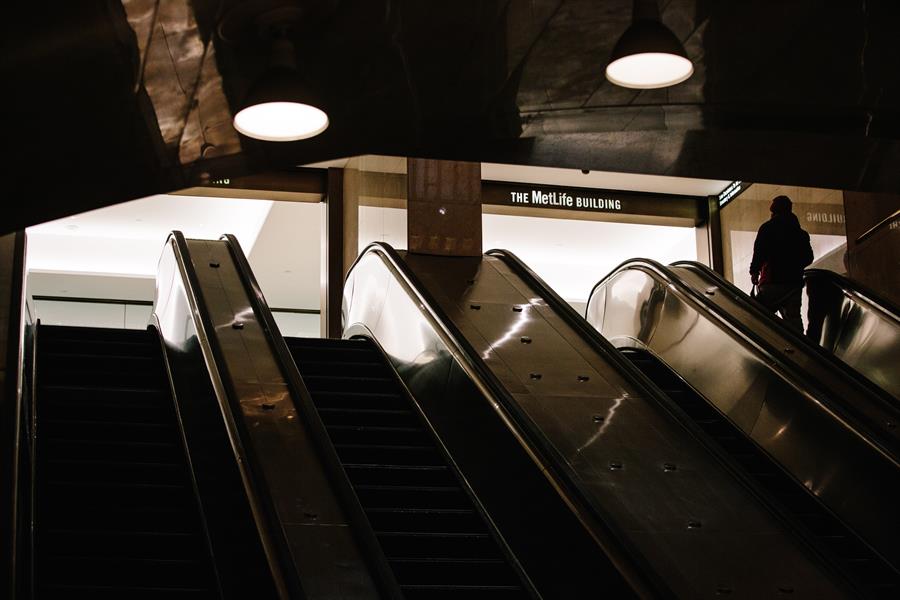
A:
162,231,302,599
350,243,677,600
218,234,403,600
803,267,900,321
587,257,899,462
672,260,899,408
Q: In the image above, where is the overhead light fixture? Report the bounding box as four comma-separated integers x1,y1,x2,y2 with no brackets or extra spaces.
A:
605,0,693,89
233,36,329,142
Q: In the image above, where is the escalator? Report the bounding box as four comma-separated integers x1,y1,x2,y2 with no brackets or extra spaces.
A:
676,261,900,402
339,243,869,599
34,325,219,598
803,268,898,399
621,347,898,597
285,337,527,599
586,258,900,597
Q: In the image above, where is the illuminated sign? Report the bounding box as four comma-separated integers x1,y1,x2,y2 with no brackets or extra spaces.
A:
718,181,747,208
482,181,700,221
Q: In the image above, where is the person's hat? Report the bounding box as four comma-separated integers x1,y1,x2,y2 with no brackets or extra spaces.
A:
770,195,792,214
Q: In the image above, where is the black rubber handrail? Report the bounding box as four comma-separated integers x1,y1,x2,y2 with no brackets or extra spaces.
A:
220,235,403,600
672,260,900,411
855,208,900,245
165,231,303,599
588,258,899,462
350,243,677,600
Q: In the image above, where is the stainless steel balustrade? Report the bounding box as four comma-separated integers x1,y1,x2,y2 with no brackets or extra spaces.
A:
585,258,900,573
803,268,900,399
343,242,853,600
153,232,388,600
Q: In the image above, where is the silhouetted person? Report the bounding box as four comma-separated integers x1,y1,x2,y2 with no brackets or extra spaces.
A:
749,195,814,330
805,272,845,345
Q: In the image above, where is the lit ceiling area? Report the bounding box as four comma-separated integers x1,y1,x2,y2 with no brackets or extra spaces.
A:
480,163,730,197
26,194,322,310
27,195,272,276
309,158,732,197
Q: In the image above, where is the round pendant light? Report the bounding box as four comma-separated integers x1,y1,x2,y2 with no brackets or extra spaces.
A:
233,102,328,142
606,18,693,89
232,37,329,142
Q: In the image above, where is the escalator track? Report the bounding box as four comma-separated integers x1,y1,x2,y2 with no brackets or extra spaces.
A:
34,325,219,599
286,336,529,599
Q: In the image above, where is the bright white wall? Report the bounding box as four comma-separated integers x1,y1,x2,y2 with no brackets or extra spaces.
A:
483,213,697,305
34,299,152,330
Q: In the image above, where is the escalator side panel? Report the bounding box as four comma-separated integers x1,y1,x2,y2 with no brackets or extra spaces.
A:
344,253,639,598
623,348,899,596
804,269,900,400
672,264,900,430
159,236,383,599
345,247,851,600
153,316,280,599
587,265,900,571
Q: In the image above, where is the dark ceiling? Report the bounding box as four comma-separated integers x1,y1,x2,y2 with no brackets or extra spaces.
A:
3,0,899,232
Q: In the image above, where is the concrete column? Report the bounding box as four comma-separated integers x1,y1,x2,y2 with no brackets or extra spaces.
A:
321,168,345,338
407,159,482,256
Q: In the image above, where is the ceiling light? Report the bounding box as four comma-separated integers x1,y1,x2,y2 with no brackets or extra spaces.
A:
233,37,329,142
606,3,693,89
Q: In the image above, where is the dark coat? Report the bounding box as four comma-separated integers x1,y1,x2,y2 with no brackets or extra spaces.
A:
749,212,814,285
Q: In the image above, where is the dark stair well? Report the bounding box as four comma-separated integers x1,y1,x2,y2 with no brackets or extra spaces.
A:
286,336,529,600
34,325,219,599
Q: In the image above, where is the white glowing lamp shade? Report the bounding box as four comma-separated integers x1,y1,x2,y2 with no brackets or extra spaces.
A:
605,52,693,89
233,101,329,142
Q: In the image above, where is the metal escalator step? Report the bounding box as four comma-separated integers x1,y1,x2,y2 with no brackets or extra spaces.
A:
303,374,398,395
41,401,172,424
326,424,431,445
400,584,526,600
288,337,528,595
38,370,166,390
40,530,206,560
40,352,161,370
43,438,183,463
309,391,410,410
388,557,519,587
41,481,195,511
43,458,186,486
334,443,442,466
38,384,172,406
41,419,179,443
42,504,197,534
292,360,386,378
344,464,456,487
40,555,210,590
316,407,417,428
38,337,160,357
286,339,378,360
376,531,500,560
354,484,469,510
365,507,483,533
37,583,214,599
